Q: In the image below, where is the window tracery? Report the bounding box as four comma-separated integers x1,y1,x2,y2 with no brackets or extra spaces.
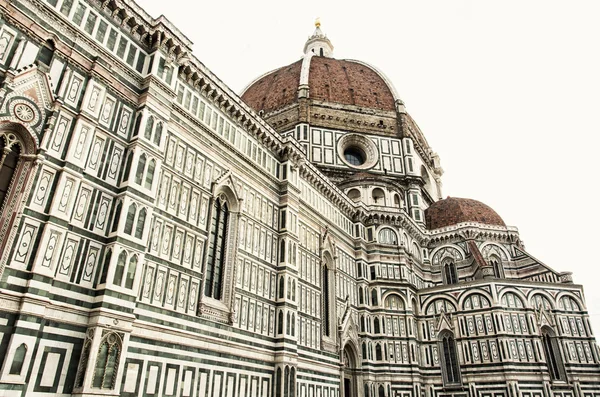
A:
439,330,461,385
92,331,122,390
204,196,229,300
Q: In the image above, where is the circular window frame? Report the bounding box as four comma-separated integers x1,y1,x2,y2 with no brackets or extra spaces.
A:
337,134,379,170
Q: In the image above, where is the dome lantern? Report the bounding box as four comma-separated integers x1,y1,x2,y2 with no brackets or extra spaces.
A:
303,19,334,58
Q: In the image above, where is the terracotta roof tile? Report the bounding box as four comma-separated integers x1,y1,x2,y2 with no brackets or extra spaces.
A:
425,197,505,230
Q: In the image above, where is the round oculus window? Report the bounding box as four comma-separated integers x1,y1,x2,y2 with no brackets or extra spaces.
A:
344,147,366,166
337,133,379,170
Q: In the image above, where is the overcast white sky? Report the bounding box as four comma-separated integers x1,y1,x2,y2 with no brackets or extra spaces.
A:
140,0,600,337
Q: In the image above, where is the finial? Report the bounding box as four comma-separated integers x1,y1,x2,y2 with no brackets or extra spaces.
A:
315,17,321,28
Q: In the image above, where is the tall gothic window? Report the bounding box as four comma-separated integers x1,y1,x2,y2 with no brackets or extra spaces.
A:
9,343,27,375
124,204,136,235
490,257,504,278
113,251,127,286
542,326,565,381
440,331,461,385
443,261,458,285
204,197,229,300
153,122,163,145
322,263,330,337
145,159,156,190
144,116,154,140
135,153,146,185
0,138,20,210
124,255,137,289
134,208,146,239
110,201,122,233
92,332,122,390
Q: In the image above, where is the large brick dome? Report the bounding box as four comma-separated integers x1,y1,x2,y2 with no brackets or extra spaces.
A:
425,197,506,230
241,57,396,114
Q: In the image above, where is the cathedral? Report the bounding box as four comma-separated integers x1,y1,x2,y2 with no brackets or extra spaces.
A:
0,0,598,396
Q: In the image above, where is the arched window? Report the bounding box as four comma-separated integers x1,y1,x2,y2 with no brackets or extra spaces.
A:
9,343,27,375
371,188,385,205
144,116,154,140
362,342,367,359
124,204,136,235
443,261,458,285
286,312,291,335
374,318,380,334
122,152,133,182
378,228,397,245
385,294,405,310
291,314,295,336
347,188,361,202
278,276,284,299
135,153,146,185
0,138,20,210
204,197,229,300
125,255,137,289
541,327,565,381
440,331,461,385
99,248,112,285
279,239,286,263
394,194,402,208
37,40,55,66
153,122,163,145
322,262,331,337
289,368,295,397
275,367,282,397
375,344,382,360
145,159,156,190
132,113,142,137
113,251,127,286
284,366,289,397
110,201,122,233
359,288,364,305
490,256,504,278
378,385,385,397
371,289,378,306
277,311,284,335
92,332,121,389
135,208,146,239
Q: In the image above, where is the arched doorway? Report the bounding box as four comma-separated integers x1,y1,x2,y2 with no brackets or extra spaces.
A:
341,343,359,397
0,124,39,273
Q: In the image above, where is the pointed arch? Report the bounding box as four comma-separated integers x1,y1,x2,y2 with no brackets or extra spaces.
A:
0,124,40,273
135,208,146,239
99,248,112,285
153,122,163,145
144,116,154,140
145,159,156,190
125,255,138,289
135,153,146,185
124,203,136,235
443,259,458,285
110,200,122,233
204,197,229,299
113,251,127,286
9,343,27,375
439,330,461,385
541,326,565,381
92,332,122,389
132,113,142,137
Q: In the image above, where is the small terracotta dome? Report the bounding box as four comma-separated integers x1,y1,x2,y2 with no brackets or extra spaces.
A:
241,57,396,114
425,197,506,230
